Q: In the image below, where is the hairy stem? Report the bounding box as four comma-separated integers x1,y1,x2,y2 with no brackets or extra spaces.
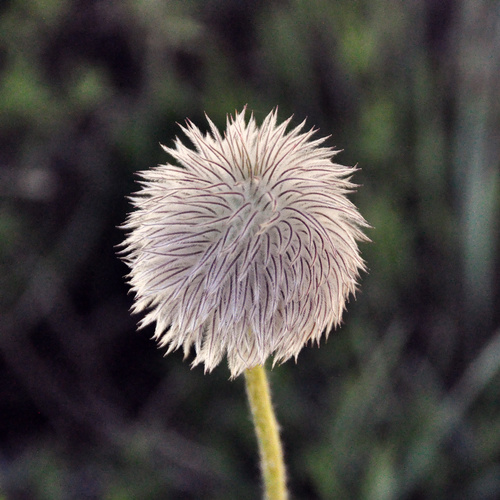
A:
244,364,288,500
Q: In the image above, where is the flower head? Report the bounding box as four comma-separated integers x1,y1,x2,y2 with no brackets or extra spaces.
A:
120,108,368,377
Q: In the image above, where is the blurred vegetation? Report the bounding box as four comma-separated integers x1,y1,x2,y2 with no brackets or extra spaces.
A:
1,0,499,499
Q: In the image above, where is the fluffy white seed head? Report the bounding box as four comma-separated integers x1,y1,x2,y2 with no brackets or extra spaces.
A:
120,108,369,378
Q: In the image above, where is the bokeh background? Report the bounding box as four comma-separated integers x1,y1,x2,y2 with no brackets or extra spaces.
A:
1,0,499,498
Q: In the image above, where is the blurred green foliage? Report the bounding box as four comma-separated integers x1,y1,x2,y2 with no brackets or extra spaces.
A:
1,0,499,499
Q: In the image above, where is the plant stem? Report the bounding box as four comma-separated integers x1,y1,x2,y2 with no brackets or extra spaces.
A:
244,364,288,500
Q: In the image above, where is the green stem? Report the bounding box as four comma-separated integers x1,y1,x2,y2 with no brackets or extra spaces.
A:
244,365,288,500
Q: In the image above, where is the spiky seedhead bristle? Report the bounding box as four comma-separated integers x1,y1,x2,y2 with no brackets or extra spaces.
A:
120,107,369,377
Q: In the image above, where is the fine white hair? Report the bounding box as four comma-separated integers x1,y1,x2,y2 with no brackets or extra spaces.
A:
120,108,369,377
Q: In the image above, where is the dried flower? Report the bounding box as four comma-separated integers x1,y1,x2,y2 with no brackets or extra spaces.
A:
120,108,368,377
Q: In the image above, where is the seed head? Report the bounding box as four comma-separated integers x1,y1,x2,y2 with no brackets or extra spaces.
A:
120,108,369,377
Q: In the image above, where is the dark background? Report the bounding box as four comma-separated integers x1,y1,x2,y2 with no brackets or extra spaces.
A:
1,0,499,498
